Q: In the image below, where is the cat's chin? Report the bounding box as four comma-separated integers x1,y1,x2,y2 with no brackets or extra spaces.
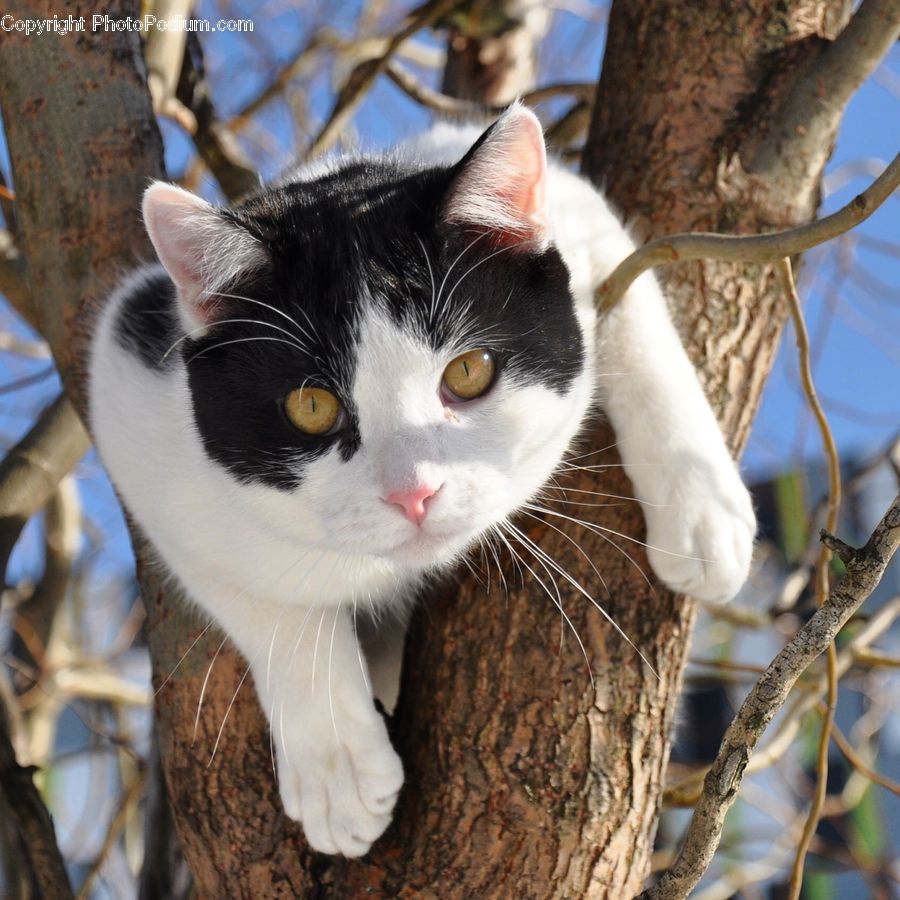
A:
385,528,475,569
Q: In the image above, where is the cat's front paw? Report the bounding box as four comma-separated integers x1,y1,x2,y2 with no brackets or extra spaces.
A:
641,458,755,603
277,708,404,857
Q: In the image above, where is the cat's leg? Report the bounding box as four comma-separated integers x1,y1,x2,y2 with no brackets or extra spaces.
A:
356,609,408,714
594,271,756,602
208,596,403,856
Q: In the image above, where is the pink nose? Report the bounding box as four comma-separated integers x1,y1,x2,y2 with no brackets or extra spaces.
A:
384,484,440,526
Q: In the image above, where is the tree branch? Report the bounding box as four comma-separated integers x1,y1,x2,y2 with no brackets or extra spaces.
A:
743,0,900,192
144,0,196,132
11,480,80,691
595,152,900,314
777,257,841,898
0,229,34,330
176,33,260,203
440,0,550,104
306,0,462,159
0,693,73,899
385,59,593,116
664,596,900,807
643,490,900,900
0,395,90,581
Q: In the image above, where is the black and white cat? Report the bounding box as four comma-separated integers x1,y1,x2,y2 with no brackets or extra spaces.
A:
89,106,755,856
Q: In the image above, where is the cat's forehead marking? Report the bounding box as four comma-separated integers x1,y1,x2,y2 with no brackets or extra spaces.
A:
351,301,443,435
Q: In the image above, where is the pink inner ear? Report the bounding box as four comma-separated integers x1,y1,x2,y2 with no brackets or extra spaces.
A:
143,183,216,308
142,182,265,329
445,106,550,248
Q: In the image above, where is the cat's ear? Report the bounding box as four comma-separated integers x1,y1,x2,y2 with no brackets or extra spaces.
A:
444,104,550,249
142,182,267,332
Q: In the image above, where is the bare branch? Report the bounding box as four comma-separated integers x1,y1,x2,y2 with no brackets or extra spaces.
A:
777,258,841,899
643,491,900,900
0,330,49,360
12,480,79,685
828,712,900,799
441,0,550,104
76,765,146,900
385,60,593,117
664,597,900,807
176,34,259,202
0,695,73,899
306,0,462,160
144,0,196,131
821,529,856,564
227,28,339,131
743,0,900,191
0,395,90,579
596,152,900,314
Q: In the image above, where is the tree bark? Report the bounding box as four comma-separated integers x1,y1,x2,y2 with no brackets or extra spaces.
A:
1,0,895,897
441,0,550,105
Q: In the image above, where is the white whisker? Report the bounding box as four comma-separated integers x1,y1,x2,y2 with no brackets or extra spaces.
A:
194,634,228,744
496,524,594,687
506,520,658,679
160,317,309,363
310,607,328,698
328,605,341,743
208,656,256,767
184,335,310,366
525,503,712,563
213,291,319,347
433,232,486,322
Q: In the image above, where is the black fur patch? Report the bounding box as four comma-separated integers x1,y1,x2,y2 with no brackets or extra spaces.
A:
114,266,180,371
114,152,584,491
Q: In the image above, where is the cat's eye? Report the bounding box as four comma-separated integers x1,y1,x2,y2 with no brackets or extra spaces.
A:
442,349,496,401
284,387,343,435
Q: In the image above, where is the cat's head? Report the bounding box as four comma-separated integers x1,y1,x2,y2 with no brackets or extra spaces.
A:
143,106,593,573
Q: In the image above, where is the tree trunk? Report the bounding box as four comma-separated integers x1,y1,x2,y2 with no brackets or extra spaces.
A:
1,0,895,896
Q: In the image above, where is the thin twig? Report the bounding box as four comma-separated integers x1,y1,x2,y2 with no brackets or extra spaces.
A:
305,0,462,160
596,153,900,314
826,709,900,799
643,491,900,899
75,766,146,900
385,59,592,116
0,394,90,578
663,597,900,807
778,258,841,899
0,695,74,898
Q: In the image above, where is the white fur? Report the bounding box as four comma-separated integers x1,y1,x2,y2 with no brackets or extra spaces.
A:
89,110,755,857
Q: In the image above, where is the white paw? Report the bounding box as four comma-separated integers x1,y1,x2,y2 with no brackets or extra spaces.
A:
641,457,756,603
277,708,404,856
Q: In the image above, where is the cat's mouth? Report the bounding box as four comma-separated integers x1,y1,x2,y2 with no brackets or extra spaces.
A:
387,523,478,566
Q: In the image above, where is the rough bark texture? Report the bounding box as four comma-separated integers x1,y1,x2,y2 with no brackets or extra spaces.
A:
576,0,857,888
0,0,888,896
584,0,854,451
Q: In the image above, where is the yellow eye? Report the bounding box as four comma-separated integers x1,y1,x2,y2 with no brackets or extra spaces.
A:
442,349,496,401
284,387,342,435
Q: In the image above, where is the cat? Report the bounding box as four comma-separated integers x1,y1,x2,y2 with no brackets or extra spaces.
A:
89,104,756,857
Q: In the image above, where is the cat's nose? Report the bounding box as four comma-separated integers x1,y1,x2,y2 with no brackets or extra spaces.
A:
384,483,441,526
